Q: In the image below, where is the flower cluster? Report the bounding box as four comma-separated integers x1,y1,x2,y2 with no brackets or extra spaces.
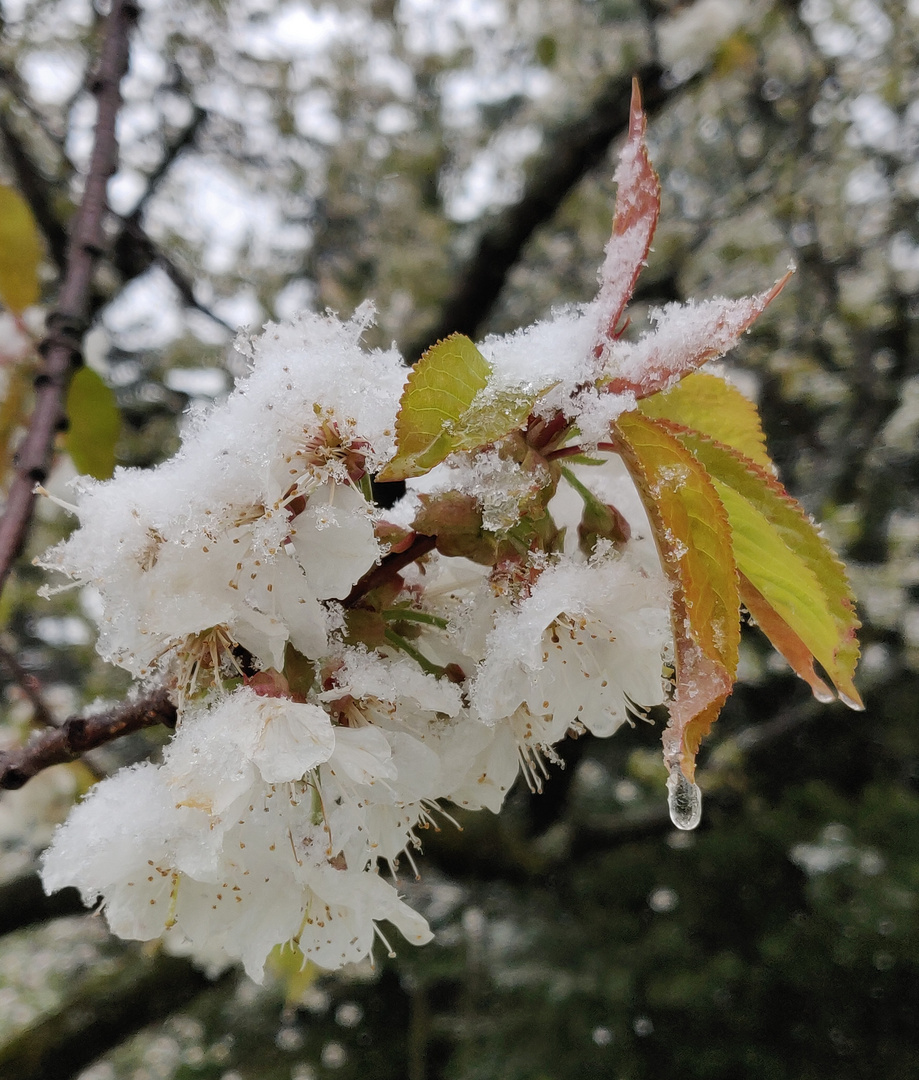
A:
39,297,672,979
40,85,839,983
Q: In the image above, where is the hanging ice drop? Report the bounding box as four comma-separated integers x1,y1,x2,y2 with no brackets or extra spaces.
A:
666,765,702,831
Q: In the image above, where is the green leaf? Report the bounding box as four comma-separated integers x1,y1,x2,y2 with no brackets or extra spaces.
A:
637,371,771,469
0,184,42,314
662,423,862,709
614,410,740,780
377,334,537,481
65,368,121,480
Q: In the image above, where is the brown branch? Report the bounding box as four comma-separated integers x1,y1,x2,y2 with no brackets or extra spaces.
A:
0,687,176,791
0,530,437,791
0,0,138,597
0,526,436,791
342,532,437,607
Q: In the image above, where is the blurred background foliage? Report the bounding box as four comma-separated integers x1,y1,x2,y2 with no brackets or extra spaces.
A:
2,0,919,1077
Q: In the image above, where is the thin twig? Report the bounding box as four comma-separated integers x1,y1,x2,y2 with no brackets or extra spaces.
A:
109,103,237,334
126,103,207,219
1,87,230,333
112,215,237,334
342,533,437,607
0,638,56,728
0,0,138,598
0,104,69,273
0,687,176,791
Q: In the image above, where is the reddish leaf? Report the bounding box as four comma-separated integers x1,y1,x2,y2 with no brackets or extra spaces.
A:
595,77,661,343
662,423,863,709
666,621,733,784
614,410,740,781
603,271,791,398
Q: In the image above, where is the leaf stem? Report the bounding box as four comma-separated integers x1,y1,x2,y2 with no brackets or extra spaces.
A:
560,465,595,503
383,628,445,678
545,444,585,461
382,608,449,630
343,533,437,606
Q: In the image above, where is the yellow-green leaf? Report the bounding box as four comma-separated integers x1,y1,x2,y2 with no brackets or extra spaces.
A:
739,574,835,703
378,334,536,481
65,368,121,480
638,371,771,469
664,423,862,709
0,184,42,314
614,410,740,780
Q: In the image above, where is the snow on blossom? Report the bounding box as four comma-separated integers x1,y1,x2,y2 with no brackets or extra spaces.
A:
33,275,729,978
471,550,671,747
39,307,398,680
41,685,432,981
319,647,520,815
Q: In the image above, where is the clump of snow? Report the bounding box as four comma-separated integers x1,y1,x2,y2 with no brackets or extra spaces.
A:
477,302,598,398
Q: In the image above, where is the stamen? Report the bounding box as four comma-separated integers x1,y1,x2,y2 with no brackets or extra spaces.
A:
33,484,79,515
373,921,397,959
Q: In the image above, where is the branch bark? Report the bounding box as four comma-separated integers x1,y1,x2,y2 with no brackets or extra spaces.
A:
0,0,138,597
0,687,176,791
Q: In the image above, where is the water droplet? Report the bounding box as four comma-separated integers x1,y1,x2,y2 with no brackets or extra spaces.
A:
839,691,865,712
666,767,702,830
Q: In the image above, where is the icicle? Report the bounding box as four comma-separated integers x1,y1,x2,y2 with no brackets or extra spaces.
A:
666,765,702,831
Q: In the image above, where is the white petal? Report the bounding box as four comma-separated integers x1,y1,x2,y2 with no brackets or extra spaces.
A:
325,724,396,786
291,484,380,600
252,698,336,784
